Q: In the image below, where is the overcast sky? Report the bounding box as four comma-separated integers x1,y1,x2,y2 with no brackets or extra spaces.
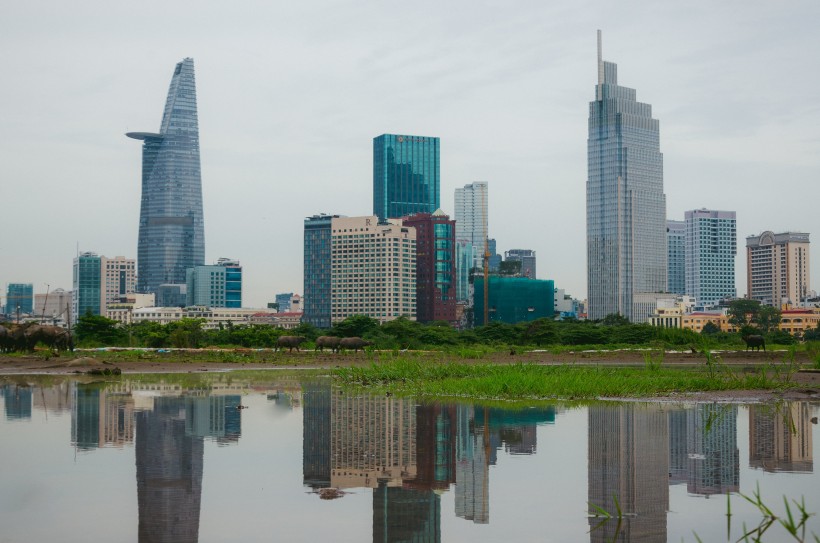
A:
1,1,818,308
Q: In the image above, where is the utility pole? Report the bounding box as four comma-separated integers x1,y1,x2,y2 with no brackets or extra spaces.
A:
41,284,50,324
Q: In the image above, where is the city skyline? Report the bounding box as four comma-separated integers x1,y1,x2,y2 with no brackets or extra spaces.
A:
2,2,819,307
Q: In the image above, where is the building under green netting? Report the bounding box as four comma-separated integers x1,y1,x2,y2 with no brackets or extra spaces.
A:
474,276,554,326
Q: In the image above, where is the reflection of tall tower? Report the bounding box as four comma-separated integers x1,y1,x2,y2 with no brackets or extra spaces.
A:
2,384,32,420
668,409,688,485
588,405,668,542
72,385,102,449
136,397,204,543
303,380,332,489
687,404,739,496
330,394,416,489
373,481,440,543
455,405,489,524
749,403,813,473
409,404,457,491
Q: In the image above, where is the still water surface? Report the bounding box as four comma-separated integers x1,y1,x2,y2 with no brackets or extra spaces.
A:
1,374,818,542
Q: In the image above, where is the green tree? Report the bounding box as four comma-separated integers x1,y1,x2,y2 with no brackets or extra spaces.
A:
331,315,380,338
700,321,720,335
757,305,782,334
560,324,606,345
727,299,762,328
131,321,169,348
74,313,127,346
474,322,519,344
609,324,656,345
291,322,320,341
767,329,796,345
803,323,820,341
167,318,205,348
601,313,631,326
521,318,559,346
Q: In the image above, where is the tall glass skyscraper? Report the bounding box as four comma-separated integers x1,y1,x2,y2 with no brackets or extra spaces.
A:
587,31,667,321
128,58,204,294
303,214,335,328
373,134,440,221
454,181,488,271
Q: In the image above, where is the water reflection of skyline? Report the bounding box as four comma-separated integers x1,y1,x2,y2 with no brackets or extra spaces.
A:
1,379,818,542
302,383,556,540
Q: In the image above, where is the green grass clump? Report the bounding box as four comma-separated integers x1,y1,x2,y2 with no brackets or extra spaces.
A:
334,359,804,401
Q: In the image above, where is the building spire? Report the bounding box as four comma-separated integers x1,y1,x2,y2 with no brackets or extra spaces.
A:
597,30,603,85
596,30,604,100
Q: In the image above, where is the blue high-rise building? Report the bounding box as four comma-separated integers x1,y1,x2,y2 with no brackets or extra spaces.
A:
667,220,685,295
128,58,205,295
186,259,242,308
72,252,102,321
5,283,33,317
303,214,335,328
373,134,440,221
587,31,667,322
685,209,736,308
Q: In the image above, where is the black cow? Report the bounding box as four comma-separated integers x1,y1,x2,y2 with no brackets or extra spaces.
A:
742,335,766,352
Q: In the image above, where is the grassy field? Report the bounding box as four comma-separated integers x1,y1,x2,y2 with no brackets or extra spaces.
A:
334,356,815,401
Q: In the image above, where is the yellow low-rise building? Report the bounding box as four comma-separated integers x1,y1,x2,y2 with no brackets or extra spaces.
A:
779,310,820,334
656,308,820,335
681,312,736,333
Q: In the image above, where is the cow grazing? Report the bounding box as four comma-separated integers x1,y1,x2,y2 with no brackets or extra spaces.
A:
742,335,766,352
276,336,307,352
315,336,342,353
338,337,373,352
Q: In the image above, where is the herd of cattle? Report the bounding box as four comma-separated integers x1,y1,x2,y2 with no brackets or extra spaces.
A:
0,326,371,354
277,335,372,353
0,323,74,353
0,325,768,354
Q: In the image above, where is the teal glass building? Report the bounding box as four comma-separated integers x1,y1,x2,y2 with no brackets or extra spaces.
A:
73,252,101,320
303,214,335,328
373,134,440,221
186,259,242,308
587,32,667,321
5,283,33,317
473,277,554,326
128,58,204,295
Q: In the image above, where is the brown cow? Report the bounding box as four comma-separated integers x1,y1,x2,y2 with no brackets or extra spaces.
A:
315,336,342,353
338,337,373,352
276,335,307,352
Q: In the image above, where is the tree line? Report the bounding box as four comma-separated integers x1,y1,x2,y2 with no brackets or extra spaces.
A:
68,298,819,349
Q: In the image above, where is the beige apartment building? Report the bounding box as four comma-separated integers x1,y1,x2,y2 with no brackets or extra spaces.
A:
330,216,416,324
102,256,138,309
747,231,810,306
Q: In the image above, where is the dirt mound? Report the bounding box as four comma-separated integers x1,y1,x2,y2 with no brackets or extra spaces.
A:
62,357,105,367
